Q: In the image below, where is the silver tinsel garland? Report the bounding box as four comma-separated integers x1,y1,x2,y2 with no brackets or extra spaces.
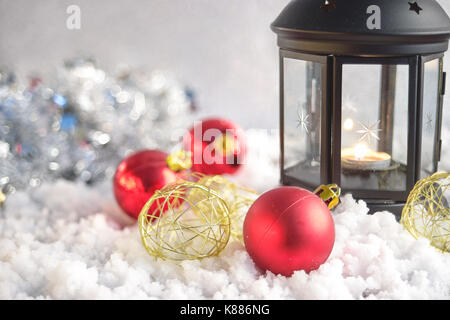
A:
0,58,196,197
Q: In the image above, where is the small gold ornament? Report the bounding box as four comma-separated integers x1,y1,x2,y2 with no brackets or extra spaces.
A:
401,172,450,252
166,150,192,172
138,181,231,261
0,189,5,206
313,184,341,210
213,133,237,156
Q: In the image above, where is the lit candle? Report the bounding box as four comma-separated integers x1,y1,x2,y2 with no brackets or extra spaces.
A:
341,143,391,170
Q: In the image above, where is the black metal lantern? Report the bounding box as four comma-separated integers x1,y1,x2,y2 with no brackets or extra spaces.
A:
272,0,450,217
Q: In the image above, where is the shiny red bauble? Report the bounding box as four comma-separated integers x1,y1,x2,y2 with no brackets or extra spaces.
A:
243,186,335,276
113,150,180,219
182,118,246,175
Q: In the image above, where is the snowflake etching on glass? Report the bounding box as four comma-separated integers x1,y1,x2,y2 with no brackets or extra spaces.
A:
296,106,310,134
356,120,382,145
425,112,434,133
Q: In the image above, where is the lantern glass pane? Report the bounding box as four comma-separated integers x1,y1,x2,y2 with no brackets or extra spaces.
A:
283,58,322,186
420,58,441,178
341,64,409,191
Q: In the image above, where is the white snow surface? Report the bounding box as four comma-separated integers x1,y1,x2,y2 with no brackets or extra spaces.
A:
0,130,449,300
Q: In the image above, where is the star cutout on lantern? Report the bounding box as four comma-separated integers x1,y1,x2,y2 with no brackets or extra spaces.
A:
356,120,382,145
321,0,336,12
296,108,310,134
408,1,423,15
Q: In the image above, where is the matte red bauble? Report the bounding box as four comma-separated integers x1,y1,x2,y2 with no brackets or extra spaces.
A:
113,150,180,219
243,186,335,276
182,118,246,175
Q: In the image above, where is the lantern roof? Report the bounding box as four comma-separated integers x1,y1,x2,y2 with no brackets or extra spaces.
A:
271,0,450,55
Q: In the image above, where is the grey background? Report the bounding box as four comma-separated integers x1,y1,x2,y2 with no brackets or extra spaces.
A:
0,0,449,171
0,0,287,129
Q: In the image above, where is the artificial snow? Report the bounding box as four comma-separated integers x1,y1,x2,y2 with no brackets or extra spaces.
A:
0,130,449,300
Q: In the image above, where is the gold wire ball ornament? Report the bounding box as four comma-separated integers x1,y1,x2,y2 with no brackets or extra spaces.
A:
138,181,232,261
401,172,450,253
187,174,259,242
0,189,6,206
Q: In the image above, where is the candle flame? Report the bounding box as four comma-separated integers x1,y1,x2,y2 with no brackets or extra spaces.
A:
354,143,369,160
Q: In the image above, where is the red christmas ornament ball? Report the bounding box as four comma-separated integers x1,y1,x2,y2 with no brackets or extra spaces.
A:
243,186,335,276
113,150,180,219
182,118,246,175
